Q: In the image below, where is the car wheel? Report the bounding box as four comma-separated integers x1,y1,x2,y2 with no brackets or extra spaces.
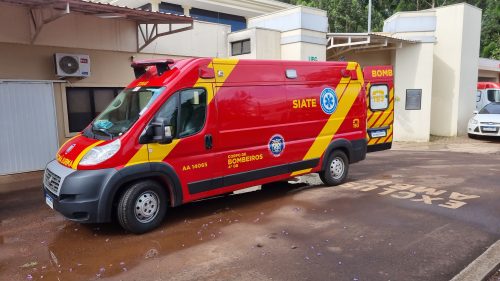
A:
319,150,349,186
117,180,167,234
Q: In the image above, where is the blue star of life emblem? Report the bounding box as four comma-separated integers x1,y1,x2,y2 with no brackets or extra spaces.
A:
320,88,338,115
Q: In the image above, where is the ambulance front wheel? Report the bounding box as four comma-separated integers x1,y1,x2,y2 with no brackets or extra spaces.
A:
320,150,349,186
117,180,168,234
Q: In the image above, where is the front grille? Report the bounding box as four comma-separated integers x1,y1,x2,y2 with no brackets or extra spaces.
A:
480,126,499,134
44,168,61,195
480,122,500,125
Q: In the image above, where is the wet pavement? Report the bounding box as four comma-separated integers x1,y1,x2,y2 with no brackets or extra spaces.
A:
1,137,499,281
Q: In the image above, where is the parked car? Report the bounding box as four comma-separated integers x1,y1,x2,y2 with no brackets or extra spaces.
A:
468,102,500,138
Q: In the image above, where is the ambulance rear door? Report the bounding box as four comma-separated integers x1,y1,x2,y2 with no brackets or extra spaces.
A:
363,65,394,152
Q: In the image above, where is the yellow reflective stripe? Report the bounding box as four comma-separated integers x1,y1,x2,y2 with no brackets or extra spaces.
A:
147,139,181,163
212,59,239,104
71,140,104,169
59,134,80,149
124,145,150,167
291,62,363,176
372,89,394,129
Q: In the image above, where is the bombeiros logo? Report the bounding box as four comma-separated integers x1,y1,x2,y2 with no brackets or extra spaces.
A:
320,88,338,115
268,134,285,157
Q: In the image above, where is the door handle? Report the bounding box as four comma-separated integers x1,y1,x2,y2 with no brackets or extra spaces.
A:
204,134,213,150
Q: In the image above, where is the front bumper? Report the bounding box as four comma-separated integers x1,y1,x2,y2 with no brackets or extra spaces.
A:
468,124,500,137
43,160,117,223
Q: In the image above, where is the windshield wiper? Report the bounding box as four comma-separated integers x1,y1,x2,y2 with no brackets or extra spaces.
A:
97,128,114,139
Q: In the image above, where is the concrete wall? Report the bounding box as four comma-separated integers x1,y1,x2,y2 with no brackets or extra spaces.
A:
227,27,281,59
0,3,137,52
247,6,327,61
431,4,481,136
141,20,230,57
337,51,392,67
0,3,228,58
255,29,282,59
393,43,434,142
456,5,482,135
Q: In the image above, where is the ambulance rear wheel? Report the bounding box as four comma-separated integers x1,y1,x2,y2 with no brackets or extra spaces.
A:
320,150,349,186
117,180,168,234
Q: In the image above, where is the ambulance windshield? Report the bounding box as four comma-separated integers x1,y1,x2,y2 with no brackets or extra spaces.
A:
85,87,164,139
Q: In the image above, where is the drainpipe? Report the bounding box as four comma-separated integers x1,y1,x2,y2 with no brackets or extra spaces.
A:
368,0,372,33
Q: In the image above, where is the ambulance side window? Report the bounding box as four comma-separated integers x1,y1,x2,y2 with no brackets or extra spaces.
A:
369,84,389,111
178,88,207,138
156,95,178,137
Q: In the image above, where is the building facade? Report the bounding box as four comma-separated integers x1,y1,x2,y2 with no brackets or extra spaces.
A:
0,0,485,175
327,3,482,141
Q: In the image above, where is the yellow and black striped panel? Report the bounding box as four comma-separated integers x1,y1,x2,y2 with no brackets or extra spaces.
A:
366,85,394,150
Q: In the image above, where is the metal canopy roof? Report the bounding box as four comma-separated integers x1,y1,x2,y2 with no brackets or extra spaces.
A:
0,0,194,51
1,0,193,24
326,32,417,59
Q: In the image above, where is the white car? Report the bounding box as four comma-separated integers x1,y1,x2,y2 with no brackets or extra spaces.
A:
468,102,500,138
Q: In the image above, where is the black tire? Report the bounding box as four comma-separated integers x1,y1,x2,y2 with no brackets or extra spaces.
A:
117,180,168,234
319,150,349,186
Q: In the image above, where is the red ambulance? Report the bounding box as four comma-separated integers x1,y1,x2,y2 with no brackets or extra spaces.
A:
44,58,393,233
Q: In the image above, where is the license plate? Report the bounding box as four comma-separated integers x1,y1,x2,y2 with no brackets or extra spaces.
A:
482,126,497,132
45,194,54,209
371,130,387,138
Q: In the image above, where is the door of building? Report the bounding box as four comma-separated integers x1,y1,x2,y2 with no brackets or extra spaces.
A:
0,81,59,175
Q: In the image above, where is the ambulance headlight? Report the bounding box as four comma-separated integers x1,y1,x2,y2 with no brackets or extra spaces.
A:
79,139,121,166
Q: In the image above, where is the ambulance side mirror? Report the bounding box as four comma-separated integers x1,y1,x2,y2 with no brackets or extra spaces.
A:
139,119,173,145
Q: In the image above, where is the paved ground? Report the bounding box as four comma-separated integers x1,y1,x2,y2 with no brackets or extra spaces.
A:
0,136,499,281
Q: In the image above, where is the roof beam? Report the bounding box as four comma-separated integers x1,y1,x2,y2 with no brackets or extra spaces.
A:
137,22,193,52
29,3,70,44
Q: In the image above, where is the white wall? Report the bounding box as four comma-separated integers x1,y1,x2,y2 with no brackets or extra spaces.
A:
393,43,434,142
0,3,137,52
431,4,481,136
248,6,327,61
141,20,230,58
228,29,257,59
0,3,229,58
227,28,281,59
456,5,482,135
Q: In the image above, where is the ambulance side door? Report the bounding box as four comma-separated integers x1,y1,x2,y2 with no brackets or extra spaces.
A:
363,65,394,152
147,85,218,201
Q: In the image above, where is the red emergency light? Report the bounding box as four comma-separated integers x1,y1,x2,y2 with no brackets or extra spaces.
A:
131,59,175,78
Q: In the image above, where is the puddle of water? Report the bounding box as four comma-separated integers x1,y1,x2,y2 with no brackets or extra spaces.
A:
2,181,311,281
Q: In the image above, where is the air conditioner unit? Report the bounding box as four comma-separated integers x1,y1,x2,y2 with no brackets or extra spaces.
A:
54,53,91,77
